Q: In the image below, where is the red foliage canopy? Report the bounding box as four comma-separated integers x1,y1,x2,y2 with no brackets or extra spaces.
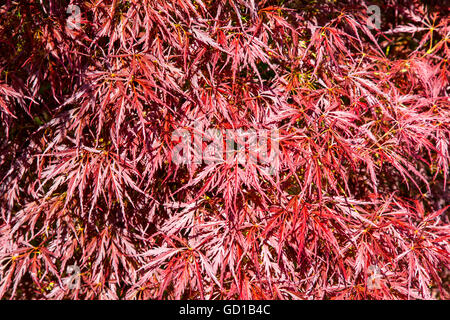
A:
0,0,448,299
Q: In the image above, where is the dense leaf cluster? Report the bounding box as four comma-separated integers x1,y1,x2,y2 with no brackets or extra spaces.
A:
0,0,448,299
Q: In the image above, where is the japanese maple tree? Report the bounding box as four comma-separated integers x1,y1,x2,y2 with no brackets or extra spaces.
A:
0,0,449,299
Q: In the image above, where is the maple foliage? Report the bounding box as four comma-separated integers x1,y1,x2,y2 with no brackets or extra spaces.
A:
0,0,449,299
